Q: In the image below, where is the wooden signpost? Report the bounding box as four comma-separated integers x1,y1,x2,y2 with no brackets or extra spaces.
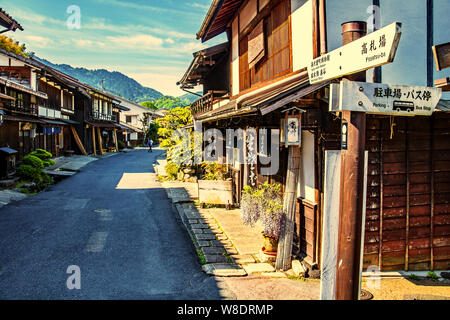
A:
330,81,442,116
308,22,402,85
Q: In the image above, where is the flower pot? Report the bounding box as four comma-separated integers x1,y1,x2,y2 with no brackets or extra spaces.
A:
262,235,278,253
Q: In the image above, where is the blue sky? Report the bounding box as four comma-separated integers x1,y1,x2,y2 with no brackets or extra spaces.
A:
2,0,226,96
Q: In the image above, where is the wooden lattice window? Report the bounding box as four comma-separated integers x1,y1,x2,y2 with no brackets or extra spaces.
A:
239,0,291,92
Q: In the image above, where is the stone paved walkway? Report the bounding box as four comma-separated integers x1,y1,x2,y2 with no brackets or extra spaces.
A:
201,208,263,256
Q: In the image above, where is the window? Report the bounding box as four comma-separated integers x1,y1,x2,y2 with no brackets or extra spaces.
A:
63,92,73,110
239,0,291,92
17,93,24,108
126,116,132,123
9,89,17,107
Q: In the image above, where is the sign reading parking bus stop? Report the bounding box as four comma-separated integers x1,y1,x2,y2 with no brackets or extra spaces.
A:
330,81,442,116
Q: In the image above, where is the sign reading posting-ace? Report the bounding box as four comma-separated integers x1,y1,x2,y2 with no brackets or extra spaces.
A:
308,22,402,84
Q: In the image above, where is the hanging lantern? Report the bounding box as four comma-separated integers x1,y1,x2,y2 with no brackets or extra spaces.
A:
0,110,4,127
281,107,305,147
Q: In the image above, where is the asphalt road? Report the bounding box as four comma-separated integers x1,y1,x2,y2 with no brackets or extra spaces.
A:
0,149,225,300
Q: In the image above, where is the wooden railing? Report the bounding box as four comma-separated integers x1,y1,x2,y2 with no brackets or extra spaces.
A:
1,101,38,116
190,91,228,118
90,111,116,122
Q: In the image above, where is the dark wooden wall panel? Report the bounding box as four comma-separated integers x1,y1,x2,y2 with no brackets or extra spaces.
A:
363,114,450,271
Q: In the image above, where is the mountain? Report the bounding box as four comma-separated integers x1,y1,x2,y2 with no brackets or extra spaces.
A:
179,92,202,104
35,57,164,103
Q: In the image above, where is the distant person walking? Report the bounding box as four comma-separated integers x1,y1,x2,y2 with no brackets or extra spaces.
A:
148,139,153,153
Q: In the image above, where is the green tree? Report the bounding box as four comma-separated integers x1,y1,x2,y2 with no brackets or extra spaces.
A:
156,107,194,176
141,101,158,111
0,36,30,57
155,106,192,146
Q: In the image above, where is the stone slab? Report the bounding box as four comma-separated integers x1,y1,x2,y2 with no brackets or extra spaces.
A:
201,247,225,255
197,241,210,247
292,260,307,276
195,233,216,241
243,263,275,275
204,254,228,264
191,229,204,235
231,255,256,265
202,263,247,277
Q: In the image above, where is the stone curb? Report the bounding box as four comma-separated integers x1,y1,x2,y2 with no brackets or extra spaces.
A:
165,190,247,277
160,181,296,280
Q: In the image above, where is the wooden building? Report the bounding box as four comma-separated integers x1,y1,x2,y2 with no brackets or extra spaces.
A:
179,0,450,272
0,7,23,33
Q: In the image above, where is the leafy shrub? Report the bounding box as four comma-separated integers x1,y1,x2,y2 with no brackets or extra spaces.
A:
427,271,439,281
240,183,285,240
30,149,52,161
22,155,44,169
17,164,42,183
165,162,179,180
201,162,228,181
37,173,53,190
42,159,55,168
118,140,125,150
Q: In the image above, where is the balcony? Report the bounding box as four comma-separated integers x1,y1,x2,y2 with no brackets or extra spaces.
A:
0,101,38,116
89,111,116,122
190,91,229,118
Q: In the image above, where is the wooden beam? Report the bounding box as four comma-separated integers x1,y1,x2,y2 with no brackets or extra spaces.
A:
70,125,87,156
335,22,367,300
335,110,366,300
113,128,119,153
276,146,301,271
92,126,97,156
96,127,105,155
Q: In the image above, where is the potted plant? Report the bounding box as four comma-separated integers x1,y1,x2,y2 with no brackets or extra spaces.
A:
240,183,285,254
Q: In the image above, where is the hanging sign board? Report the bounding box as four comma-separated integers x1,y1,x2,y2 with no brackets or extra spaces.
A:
432,42,450,71
308,22,402,84
330,81,442,116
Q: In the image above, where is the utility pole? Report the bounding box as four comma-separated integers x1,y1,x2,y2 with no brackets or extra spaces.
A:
427,0,434,87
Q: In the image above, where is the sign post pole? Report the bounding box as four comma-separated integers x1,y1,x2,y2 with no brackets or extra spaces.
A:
335,21,367,300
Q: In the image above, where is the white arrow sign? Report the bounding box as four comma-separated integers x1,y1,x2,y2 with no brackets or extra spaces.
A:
330,81,442,116
308,22,402,84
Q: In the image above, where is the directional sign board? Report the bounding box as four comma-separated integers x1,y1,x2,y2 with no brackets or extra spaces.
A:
308,22,402,85
329,81,442,116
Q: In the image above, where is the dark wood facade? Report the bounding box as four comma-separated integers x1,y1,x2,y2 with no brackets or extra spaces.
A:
363,114,450,271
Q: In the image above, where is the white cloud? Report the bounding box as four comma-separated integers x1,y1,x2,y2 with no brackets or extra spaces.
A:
187,3,210,10
106,34,165,49
22,35,52,48
72,39,107,48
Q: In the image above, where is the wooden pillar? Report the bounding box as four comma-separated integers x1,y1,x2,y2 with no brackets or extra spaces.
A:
92,126,97,156
276,146,301,271
335,21,367,300
96,127,104,155
113,129,119,153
